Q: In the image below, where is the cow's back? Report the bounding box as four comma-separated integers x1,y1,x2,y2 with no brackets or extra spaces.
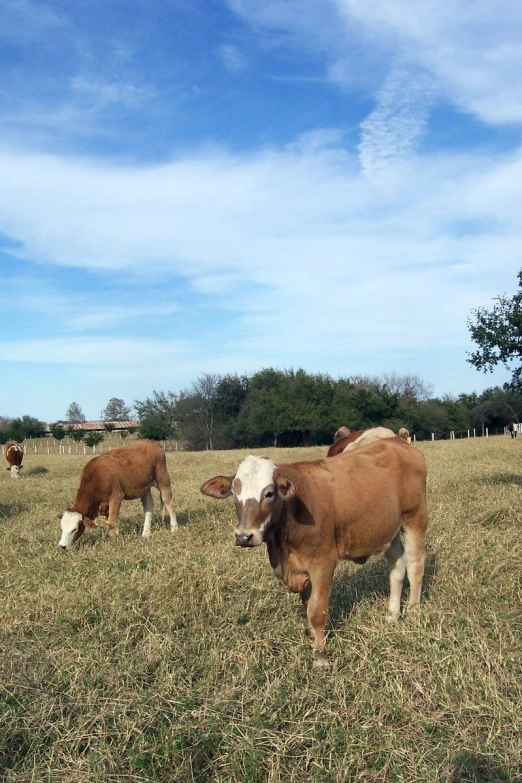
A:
78,440,165,500
280,439,426,560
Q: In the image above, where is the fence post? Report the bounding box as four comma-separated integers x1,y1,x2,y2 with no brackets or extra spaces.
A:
486,428,489,437
431,433,435,441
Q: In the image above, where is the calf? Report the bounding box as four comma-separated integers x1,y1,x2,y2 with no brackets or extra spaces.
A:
58,440,178,549
201,438,428,668
5,441,23,478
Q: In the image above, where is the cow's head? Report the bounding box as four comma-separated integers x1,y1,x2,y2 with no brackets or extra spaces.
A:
57,510,97,550
201,455,297,547
8,465,22,478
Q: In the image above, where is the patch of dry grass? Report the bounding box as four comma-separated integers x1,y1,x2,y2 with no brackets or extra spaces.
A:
0,439,520,782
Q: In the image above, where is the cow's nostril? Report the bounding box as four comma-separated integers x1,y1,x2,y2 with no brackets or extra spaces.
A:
235,532,254,547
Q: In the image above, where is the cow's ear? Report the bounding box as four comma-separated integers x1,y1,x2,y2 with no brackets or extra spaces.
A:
200,476,234,499
275,471,297,500
57,513,63,520
83,517,98,529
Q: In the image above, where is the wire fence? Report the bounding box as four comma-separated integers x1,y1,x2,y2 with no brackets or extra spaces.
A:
2,426,520,457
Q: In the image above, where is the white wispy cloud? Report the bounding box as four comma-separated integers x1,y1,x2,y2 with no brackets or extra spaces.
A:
357,64,435,178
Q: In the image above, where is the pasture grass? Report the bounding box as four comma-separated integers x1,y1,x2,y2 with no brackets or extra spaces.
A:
0,438,521,782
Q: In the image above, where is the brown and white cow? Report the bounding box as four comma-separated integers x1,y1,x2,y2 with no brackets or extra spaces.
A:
327,426,397,457
5,441,24,478
58,440,178,549
201,438,428,667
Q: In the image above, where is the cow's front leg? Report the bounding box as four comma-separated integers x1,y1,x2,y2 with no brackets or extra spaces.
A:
306,562,336,669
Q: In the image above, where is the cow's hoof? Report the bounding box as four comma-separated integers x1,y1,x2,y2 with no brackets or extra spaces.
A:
406,607,421,623
385,614,399,624
142,531,151,539
312,651,330,671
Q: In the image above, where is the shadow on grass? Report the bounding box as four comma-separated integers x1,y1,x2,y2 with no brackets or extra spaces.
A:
328,552,437,630
0,501,29,519
25,465,49,476
475,472,522,487
449,751,515,782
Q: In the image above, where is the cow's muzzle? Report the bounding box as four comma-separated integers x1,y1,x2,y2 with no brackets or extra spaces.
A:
235,532,255,547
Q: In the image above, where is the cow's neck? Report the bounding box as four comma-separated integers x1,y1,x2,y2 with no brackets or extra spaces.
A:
72,494,98,520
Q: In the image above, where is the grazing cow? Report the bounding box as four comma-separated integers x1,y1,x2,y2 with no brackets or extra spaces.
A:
5,441,23,478
333,426,352,442
58,440,178,550
327,426,396,457
201,438,428,668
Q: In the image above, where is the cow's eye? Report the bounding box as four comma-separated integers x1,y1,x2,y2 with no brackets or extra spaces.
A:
265,490,274,499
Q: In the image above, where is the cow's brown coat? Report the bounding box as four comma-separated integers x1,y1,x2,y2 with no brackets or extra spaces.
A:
5,441,23,477
201,438,428,667
59,440,177,544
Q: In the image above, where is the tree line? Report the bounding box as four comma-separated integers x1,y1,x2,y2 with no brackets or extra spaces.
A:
135,370,522,449
2,373,522,451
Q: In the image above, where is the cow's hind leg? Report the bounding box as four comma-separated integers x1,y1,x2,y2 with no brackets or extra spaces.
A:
155,465,178,531
385,532,406,622
402,523,427,617
141,488,154,538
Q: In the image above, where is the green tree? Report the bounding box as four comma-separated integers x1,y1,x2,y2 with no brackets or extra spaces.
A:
235,369,292,447
69,429,85,444
134,391,178,441
66,402,86,423
439,395,472,434
406,399,448,441
469,386,522,431
468,269,522,387
84,432,104,451
0,430,11,445
4,416,45,442
101,398,132,421
103,422,116,436
49,423,67,442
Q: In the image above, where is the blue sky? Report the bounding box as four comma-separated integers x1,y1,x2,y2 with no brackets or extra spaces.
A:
1,0,521,423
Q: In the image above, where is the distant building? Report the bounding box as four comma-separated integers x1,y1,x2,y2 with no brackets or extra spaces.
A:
44,420,139,435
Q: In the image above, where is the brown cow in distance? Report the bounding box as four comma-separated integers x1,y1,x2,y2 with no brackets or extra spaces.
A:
327,426,412,456
201,438,428,668
5,441,23,478
327,426,396,456
58,440,178,549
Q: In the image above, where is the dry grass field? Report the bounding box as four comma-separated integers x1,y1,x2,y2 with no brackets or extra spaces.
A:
0,437,521,782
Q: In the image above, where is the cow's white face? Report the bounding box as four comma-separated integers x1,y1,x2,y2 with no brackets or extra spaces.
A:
9,465,20,479
58,511,83,550
231,456,278,547
200,455,278,547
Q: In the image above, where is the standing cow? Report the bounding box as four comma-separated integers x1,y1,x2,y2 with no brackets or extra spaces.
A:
5,441,24,478
201,438,428,668
58,440,178,549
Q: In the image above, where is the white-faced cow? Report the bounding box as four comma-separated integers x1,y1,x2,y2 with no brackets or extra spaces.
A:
58,440,178,550
327,426,397,457
201,438,427,668
5,441,24,478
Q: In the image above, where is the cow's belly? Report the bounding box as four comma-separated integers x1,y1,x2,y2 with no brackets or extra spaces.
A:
336,514,401,560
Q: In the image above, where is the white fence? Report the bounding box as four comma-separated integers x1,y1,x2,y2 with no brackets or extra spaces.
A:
1,436,182,456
